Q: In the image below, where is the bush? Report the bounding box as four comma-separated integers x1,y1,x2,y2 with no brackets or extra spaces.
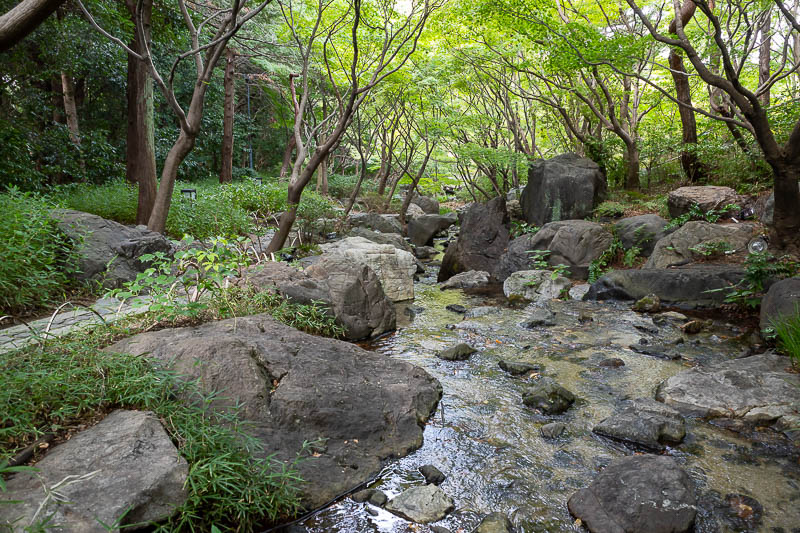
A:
56,180,138,224
771,311,800,367
0,190,76,314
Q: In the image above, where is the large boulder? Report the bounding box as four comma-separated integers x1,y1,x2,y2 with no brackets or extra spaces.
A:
567,455,696,533
0,410,188,532
349,226,413,253
760,277,800,330
667,185,739,218
411,194,440,215
438,197,510,282
321,236,416,301
592,398,686,450
348,212,403,234
236,259,395,340
497,220,612,281
645,221,756,269
107,315,442,510
656,352,800,433
614,214,672,257
407,213,457,247
520,153,607,225
586,266,747,308
51,209,172,288
503,270,570,304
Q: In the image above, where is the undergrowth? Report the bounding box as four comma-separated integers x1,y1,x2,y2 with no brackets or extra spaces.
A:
771,311,800,367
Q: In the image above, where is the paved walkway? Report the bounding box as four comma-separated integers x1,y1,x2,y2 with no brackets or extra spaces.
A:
0,298,148,354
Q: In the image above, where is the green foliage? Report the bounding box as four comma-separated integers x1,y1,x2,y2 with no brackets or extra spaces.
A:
707,252,800,309
0,328,302,531
665,203,740,230
510,221,539,238
0,190,76,314
622,246,642,267
593,201,626,219
525,249,570,279
770,311,800,367
327,173,375,199
689,240,734,258
56,180,138,224
588,236,626,283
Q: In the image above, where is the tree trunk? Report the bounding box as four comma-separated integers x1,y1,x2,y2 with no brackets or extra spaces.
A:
769,162,800,248
0,0,65,52
147,131,195,233
267,179,304,253
376,135,389,195
759,11,771,107
345,161,367,216
624,141,640,190
220,47,235,183
126,0,157,224
61,72,79,145
279,134,295,178
316,152,328,195
669,50,705,181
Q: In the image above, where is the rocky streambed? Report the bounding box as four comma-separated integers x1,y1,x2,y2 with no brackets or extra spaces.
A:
288,265,800,532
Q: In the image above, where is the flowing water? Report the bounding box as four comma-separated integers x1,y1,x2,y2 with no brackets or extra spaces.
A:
286,261,800,533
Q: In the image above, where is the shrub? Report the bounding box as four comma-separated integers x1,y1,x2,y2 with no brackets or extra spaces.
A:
0,190,76,314
771,311,800,367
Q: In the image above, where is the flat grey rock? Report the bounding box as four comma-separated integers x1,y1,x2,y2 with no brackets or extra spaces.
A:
385,484,455,523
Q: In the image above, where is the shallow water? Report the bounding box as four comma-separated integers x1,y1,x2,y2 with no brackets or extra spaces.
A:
287,265,800,533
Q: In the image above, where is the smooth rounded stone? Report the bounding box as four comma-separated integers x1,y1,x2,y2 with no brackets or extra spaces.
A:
384,484,455,524
349,226,413,253
366,506,380,516
431,526,453,533
419,464,446,485
415,245,438,259
438,197,510,282
503,270,570,303
520,153,607,226
499,360,541,376
656,352,800,432
438,343,477,361
351,488,388,507
440,270,491,290
408,213,458,247
760,277,800,330
106,314,442,510
593,398,686,450
521,307,556,328
0,410,188,532
632,293,660,313
568,455,696,533
668,185,739,218
465,306,501,319
412,194,440,214
320,237,416,302
541,422,566,439
348,212,403,234
645,221,756,269
569,284,591,300
586,266,747,308
51,209,173,288
522,377,576,415
614,214,672,257
473,512,515,533
598,358,625,368
496,220,613,281
446,304,467,314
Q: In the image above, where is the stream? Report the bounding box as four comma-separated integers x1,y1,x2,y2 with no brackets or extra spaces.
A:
287,257,800,532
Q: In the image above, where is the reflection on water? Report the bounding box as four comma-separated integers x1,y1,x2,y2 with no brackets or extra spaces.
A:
292,268,800,533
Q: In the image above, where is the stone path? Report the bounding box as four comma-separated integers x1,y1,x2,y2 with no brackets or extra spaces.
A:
0,298,148,354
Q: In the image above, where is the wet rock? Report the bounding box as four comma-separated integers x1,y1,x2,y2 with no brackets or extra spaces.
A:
431,526,453,533
629,342,679,360
473,512,515,533
568,455,696,533
586,266,747,308
656,352,800,431
680,319,710,334
351,488,388,507
760,277,800,330
466,306,501,319
348,226,413,253
321,237,416,301
419,465,446,485
598,358,625,368
569,284,591,300
408,213,458,246
412,194,440,215
541,422,566,439
520,153,606,225
577,309,594,323
521,307,556,328
503,270,570,304
668,185,739,218
438,197,510,282
632,293,660,313
645,221,755,269
438,343,477,361
499,360,541,376
701,492,763,532
614,214,672,257
107,314,442,509
366,506,380,516
0,410,188,532
593,398,686,450
52,209,173,288
446,304,467,314
441,270,491,290
385,484,455,523
415,245,437,259
349,212,403,234
522,377,576,415
497,220,612,280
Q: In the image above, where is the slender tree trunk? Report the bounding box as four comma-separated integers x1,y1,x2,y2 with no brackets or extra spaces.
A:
759,12,771,107
220,47,235,183
61,72,79,144
147,131,195,233
769,162,800,248
376,140,389,195
316,151,328,194
280,134,295,178
126,0,157,224
669,50,705,181
345,160,367,216
0,0,65,52
624,141,640,190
